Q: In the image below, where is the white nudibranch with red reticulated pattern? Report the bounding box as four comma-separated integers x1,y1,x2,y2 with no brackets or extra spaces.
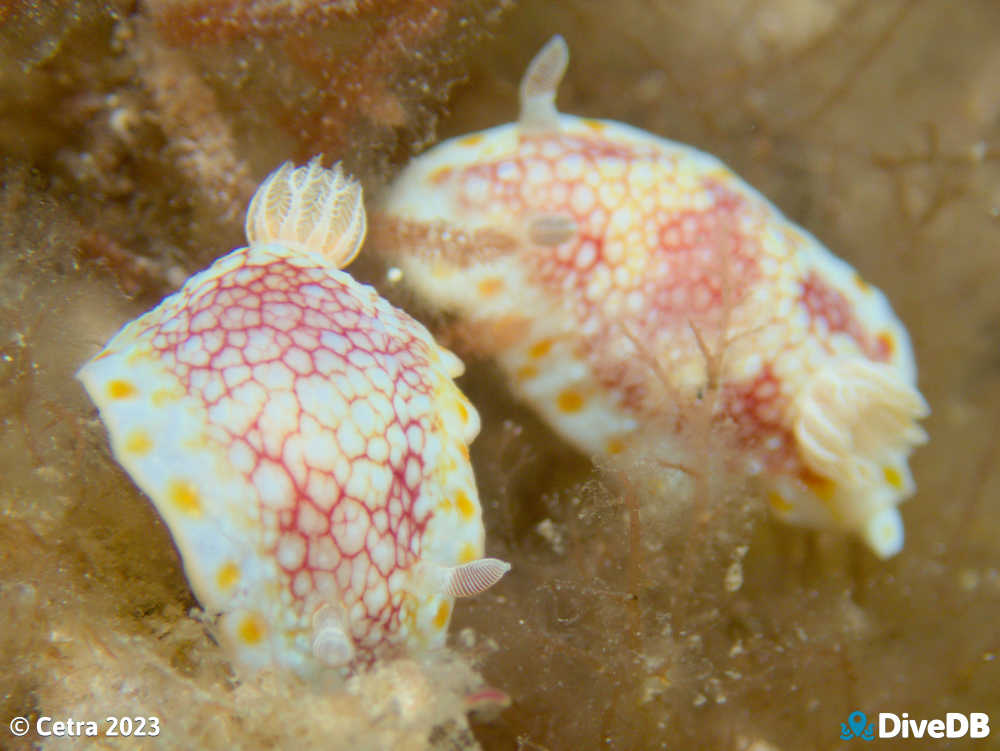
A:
375,36,930,559
77,158,509,678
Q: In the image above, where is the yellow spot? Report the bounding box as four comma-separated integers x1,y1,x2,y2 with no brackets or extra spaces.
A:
237,614,265,645
124,430,153,455
883,466,904,490
802,470,836,503
606,437,626,455
429,166,452,184
767,491,792,512
455,489,476,520
557,389,584,413
477,277,504,297
456,399,469,424
516,364,538,380
584,118,606,131
107,379,137,399
433,601,451,630
458,542,479,564
217,562,240,591
457,441,470,460
853,273,872,293
152,388,179,406
460,133,484,147
877,331,896,358
437,497,453,513
168,479,202,515
529,339,552,358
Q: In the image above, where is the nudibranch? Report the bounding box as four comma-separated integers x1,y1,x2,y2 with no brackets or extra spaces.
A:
374,36,929,558
77,158,509,677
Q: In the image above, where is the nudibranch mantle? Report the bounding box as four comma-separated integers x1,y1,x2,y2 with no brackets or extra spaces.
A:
375,36,929,558
77,159,509,677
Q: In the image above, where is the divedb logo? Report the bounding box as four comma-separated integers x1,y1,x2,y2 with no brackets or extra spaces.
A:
879,713,991,740
840,710,990,741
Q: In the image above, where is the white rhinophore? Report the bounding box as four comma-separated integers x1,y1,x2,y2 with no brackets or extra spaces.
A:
419,558,512,599
518,35,569,134
311,602,355,667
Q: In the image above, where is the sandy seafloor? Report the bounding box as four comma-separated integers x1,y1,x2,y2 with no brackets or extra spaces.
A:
1,1,998,749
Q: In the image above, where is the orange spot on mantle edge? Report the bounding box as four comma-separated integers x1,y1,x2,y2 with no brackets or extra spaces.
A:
107,379,137,399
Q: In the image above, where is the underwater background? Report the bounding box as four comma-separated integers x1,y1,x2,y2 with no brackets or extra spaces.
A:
1,1,998,748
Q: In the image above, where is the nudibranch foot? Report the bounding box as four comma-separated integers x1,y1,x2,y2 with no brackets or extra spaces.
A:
861,507,906,560
375,36,929,558
78,158,508,677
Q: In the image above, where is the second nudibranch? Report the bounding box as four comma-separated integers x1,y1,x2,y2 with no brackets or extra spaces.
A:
374,36,929,558
77,158,509,678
